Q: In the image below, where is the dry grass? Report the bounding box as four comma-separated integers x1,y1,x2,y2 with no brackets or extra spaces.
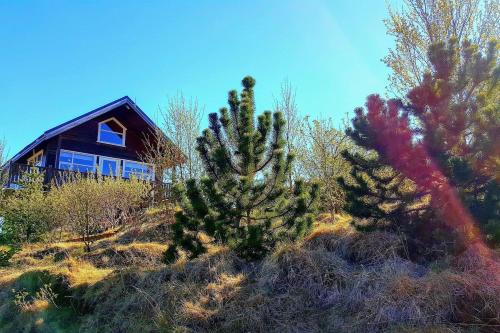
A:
56,258,113,287
0,217,499,333
84,242,167,268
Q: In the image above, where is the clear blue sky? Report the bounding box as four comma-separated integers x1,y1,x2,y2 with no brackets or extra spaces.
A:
0,0,397,158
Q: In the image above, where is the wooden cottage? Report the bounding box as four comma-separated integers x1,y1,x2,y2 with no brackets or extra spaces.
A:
2,96,174,188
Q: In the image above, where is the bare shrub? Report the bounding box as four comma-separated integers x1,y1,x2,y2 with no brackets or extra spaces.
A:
13,283,58,314
49,175,150,251
0,173,53,243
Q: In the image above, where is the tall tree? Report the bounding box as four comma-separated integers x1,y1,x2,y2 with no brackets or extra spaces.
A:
162,93,204,181
338,111,435,253
344,39,499,250
141,93,204,184
165,76,319,261
274,80,301,187
384,0,499,95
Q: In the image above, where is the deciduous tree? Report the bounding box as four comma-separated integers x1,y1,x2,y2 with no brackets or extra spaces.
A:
384,0,499,95
274,80,301,187
162,93,204,181
298,117,352,215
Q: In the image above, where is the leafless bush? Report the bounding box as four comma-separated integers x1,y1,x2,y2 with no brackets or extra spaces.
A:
296,117,354,214
49,175,150,251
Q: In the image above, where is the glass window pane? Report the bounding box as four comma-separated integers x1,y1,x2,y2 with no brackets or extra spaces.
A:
59,163,72,170
35,157,42,166
123,161,153,180
100,120,123,133
100,131,123,145
101,159,118,176
59,151,72,163
75,164,94,173
73,154,94,166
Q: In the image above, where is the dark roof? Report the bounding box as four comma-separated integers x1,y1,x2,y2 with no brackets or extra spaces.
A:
7,96,159,164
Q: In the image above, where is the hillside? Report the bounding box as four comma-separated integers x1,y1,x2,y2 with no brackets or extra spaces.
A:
1,212,498,333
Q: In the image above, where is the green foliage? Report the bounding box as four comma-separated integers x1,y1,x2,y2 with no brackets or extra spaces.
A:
338,150,429,232
50,174,151,251
0,245,19,267
0,173,53,243
408,40,499,247
166,76,319,261
341,39,500,250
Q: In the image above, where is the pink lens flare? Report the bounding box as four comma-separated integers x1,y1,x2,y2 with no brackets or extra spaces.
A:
364,94,499,276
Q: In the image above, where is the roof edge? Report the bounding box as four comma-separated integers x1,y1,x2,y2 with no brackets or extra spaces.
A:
8,96,158,164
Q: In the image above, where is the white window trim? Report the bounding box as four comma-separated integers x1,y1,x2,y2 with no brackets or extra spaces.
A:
99,156,122,177
57,149,155,181
27,149,44,166
122,159,155,181
58,149,97,172
97,117,127,147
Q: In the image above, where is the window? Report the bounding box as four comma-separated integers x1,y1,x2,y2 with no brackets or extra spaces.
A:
97,117,126,146
27,150,44,167
57,150,154,181
59,150,96,173
123,161,154,181
100,157,120,177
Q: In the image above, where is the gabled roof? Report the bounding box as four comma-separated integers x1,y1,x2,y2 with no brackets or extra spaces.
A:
8,96,158,164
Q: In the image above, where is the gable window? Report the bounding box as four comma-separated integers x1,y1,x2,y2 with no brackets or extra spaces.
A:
123,161,154,181
59,150,96,173
97,117,126,146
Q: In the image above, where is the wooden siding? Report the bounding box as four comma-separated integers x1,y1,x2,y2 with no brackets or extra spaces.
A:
12,104,158,170
57,104,154,162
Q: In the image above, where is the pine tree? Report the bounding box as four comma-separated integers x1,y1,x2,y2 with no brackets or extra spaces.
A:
165,76,319,262
405,39,499,246
341,39,499,249
338,102,434,242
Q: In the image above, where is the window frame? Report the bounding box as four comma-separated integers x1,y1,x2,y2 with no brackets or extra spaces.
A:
122,159,155,181
58,149,97,173
97,117,127,147
99,156,121,177
56,149,155,182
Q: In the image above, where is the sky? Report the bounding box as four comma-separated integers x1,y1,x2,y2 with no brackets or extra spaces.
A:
0,0,398,159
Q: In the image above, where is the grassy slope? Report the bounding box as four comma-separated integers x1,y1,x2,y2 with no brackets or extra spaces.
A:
0,214,499,333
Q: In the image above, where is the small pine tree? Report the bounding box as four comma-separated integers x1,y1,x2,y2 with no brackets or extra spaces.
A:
165,76,319,261
337,105,444,256
338,149,429,233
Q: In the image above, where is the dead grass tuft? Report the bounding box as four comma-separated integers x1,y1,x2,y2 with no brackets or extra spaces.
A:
83,242,167,268
348,231,406,264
